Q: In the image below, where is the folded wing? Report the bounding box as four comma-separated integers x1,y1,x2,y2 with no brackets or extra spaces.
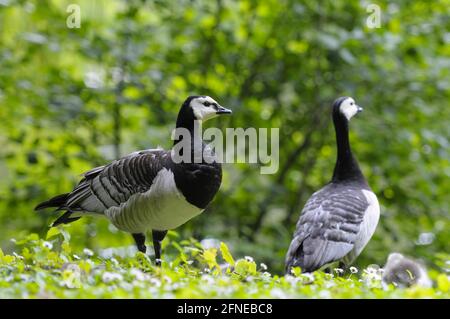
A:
36,149,170,225
285,184,369,272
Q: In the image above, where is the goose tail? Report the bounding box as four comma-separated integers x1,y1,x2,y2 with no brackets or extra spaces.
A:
51,210,81,226
35,193,69,211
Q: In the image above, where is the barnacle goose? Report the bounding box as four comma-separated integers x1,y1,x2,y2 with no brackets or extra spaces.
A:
382,253,432,288
285,97,380,273
35,96,232,265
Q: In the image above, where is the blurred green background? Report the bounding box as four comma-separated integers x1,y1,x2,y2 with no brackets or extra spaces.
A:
0,0,448,274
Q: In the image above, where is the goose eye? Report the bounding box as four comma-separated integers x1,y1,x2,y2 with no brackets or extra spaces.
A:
350,102,354,105
204,102,211,107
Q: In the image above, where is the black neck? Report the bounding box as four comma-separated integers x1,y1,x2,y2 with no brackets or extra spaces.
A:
173,112,206,166
173,121,203,145
331,114,365,183
173,105,200,146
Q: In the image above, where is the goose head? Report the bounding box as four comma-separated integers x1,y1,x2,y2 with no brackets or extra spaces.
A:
332,96,363,122
183,95,232,122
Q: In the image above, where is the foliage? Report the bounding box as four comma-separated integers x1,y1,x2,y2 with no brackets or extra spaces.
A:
0,0,448,278
0,234,448,299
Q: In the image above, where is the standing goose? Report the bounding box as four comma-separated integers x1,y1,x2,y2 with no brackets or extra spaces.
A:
285,97,380,273
35,96,232,265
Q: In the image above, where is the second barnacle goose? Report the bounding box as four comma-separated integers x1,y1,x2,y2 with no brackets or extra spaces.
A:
285,97,380,273
35,96,232,265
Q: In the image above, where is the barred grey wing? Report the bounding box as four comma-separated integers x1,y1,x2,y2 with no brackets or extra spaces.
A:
65,149,169,213
286,183,369,272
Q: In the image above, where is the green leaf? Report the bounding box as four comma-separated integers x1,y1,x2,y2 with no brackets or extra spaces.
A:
46,227,60,239
220,242,235,266
291,267,302,277
234,259,257,277
202,248,218,269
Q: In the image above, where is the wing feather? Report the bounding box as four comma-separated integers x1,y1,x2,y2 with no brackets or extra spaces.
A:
64,149,168,214
285,183,369,273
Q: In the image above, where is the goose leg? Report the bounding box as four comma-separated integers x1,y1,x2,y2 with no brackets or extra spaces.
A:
338,261,347,274
132,233,147,253
152,230,168,266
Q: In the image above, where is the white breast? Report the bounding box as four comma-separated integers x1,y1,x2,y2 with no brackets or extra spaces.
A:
104,168,203,233
343,189,380,264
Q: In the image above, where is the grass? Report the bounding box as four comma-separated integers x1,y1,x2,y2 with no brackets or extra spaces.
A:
0,230,448,299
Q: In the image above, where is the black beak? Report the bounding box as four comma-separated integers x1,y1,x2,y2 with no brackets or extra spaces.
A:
216,106,232,115
357,105,363,113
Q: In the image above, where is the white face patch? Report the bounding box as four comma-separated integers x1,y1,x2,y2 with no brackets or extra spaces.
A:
190,96,220,121
339,97,359,120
